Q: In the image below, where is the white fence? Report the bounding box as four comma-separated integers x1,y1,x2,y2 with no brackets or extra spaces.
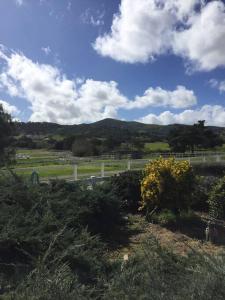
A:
70,154,225,182
17,152,225,183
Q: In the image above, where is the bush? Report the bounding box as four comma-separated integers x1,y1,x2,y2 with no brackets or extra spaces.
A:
193,163,225,177
140,157,195,215
192,176,217,211
103,237,225,300
208,176,225,219
151,209,177,226
110,171,143,213
0,176,121,294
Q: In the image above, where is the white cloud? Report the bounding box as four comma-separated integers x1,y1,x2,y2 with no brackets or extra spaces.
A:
0,99,20,116
41,46,51,55
94,0,225,71
0,48,128,124
0,47,200,125
94,0,175,63
173,1,225,71
209,78,225,93
15,0,24,6
81,8,105,27
127,85,197,109
138,105,225,126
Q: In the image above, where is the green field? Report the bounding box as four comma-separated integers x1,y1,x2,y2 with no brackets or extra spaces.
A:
144,142,170,153
9,148,225,181
12,149,131,180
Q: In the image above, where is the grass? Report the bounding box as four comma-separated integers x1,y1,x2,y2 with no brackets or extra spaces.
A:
13,162,129,179
144,142,170,153
12,148,225,181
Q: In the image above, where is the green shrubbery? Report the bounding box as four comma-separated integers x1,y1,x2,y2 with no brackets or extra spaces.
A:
193,163,225,177
0,175,123,295
1,162,225,298
103,237,225,300
110,171,143,213
208,176,225,219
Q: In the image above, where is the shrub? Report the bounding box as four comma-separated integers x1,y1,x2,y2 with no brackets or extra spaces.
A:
152,209,177,226
103,237,225,300
192,163,225,177
140,157,195,215
110,171,143,213
208,176,225,219
192,176,217,211
0,176,120,293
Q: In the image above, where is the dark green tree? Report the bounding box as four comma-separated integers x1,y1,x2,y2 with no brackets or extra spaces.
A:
168,120,223,153
0,104,15,166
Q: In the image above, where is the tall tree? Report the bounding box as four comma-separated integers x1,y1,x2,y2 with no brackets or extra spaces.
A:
0,105,15,167
168,121,223,153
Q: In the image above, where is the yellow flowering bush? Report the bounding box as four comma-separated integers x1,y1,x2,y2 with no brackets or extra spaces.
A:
140,157,195,214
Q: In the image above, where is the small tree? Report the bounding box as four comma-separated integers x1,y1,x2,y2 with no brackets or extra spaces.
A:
0,104,15,167
140,157,195,215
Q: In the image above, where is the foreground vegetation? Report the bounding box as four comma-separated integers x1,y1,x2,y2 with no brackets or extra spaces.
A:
1,161,225,298
2,105,225,299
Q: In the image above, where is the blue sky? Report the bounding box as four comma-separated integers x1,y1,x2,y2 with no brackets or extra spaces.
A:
0,0,225,125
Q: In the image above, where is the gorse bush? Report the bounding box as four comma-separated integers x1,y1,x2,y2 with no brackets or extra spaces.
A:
208,176,225,219
140,158,195,215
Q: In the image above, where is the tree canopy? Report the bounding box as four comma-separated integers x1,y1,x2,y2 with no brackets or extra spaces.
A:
0,104,15,166
168,121,223,153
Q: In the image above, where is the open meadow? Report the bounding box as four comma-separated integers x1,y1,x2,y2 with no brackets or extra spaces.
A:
7,147,225,182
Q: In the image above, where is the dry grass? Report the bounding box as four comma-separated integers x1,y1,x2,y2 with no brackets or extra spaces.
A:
110,214,225,261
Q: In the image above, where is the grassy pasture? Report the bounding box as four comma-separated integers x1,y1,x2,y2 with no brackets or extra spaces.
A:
144,142,170,153
11,148,225,181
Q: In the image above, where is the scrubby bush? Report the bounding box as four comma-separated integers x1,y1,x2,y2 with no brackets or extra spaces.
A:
140,158,195,215
192,176,217,211
151,209,177,226
0,175,123,295
193,163,225,177
208,176,225,219
103,237,225,300
110,171,143,213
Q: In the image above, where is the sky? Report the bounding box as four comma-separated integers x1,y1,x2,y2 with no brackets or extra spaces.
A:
0,0,225,126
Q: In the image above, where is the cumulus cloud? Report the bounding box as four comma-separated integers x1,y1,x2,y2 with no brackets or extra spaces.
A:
127,85,197,109
0,47,200,124
173,1,225,71
94,0,225,71
94,0,175,63
0,48,128,124
0,99,20,116
138,105,225,126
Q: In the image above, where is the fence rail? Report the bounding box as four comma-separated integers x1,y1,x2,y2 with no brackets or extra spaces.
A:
26,153,225,183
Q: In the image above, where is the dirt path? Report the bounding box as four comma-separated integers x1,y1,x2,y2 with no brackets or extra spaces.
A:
110,215,225,260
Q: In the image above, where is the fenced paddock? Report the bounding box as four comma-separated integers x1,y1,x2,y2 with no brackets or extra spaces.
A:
11,151,225,182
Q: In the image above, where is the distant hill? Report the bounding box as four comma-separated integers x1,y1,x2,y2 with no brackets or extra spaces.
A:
14,118,225,141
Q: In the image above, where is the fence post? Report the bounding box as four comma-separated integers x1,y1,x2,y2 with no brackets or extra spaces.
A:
127,160,131,171
74,164,78,181
101,162,105,177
